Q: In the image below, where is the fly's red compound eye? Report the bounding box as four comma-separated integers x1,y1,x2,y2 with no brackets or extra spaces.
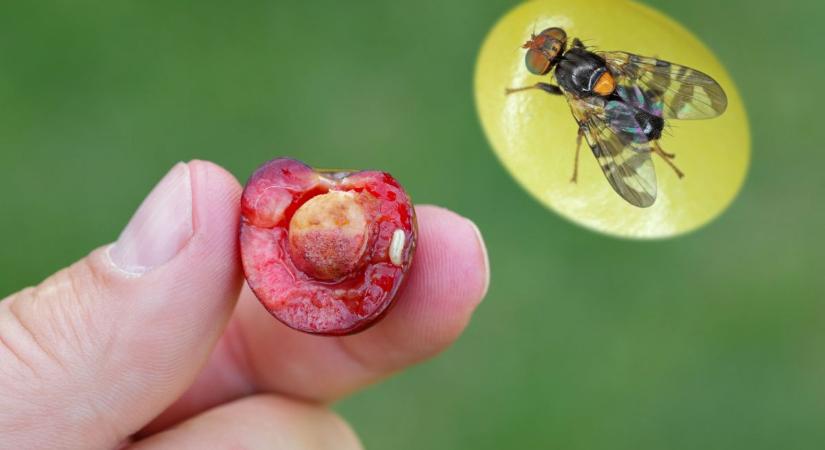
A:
525,48,551,75
540,27,567,44
538,27,567,61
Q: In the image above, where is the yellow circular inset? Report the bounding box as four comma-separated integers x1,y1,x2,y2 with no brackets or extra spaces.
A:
475,0,750,238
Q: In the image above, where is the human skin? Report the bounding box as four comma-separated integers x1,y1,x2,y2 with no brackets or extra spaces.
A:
0,160,489,449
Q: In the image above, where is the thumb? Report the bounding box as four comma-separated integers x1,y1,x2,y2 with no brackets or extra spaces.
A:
0,161,243,449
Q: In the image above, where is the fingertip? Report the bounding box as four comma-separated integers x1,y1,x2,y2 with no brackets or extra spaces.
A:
342,205,490,369
465,216,491,300
409,205,490,308
188,159,242,235
188,159,242,193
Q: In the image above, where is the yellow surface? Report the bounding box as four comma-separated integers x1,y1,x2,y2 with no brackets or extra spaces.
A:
474,0,750,239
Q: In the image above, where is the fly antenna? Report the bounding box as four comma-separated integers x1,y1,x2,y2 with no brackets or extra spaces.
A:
521,20,539,48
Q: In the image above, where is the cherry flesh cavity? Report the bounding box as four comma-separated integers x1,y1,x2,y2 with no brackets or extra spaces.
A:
240,158,417,335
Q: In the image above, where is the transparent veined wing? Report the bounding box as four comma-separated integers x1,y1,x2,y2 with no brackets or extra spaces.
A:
565,94,658,207
600,51,727,120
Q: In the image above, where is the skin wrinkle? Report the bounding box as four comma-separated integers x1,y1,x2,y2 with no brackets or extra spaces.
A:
29,256,141,448
7,295,66,372
58,259,116,370
63,268,90,365
0,313,37,377
1,292,124,450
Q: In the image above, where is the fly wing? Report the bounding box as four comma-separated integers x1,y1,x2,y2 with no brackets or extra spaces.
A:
565,94,658,207
599,51,727,120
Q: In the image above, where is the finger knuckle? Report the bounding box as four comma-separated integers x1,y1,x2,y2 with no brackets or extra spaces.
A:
0,259,125,445
1,258,114,378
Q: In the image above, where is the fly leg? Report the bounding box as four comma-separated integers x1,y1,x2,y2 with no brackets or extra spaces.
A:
652,141,684,178
657,146,676,159
571,126,585,183
505,82,563,96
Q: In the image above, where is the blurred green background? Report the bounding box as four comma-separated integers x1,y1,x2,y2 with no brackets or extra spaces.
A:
1,1,822,449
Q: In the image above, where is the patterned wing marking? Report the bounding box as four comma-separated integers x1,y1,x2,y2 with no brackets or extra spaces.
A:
565,94,658,207
599,51,728,120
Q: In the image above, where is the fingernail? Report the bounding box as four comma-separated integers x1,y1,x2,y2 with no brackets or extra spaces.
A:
109,163,193,275
466,218,490,300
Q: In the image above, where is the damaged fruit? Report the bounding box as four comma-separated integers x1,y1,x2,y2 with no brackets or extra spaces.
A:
240,157,417,335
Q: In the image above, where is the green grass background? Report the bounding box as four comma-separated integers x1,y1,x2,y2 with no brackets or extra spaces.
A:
1,1,822,448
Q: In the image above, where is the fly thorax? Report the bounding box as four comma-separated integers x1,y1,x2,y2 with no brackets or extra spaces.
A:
554,48,609,97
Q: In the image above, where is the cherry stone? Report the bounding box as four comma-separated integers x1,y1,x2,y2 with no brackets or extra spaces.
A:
288,190,369,281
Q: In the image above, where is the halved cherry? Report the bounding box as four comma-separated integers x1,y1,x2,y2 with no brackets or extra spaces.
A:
239,157,417,335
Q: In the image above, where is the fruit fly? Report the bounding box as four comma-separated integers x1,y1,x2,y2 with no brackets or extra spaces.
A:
506,27,727,207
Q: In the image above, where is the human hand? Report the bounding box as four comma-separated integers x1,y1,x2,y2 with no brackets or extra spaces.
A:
0,161,489,449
